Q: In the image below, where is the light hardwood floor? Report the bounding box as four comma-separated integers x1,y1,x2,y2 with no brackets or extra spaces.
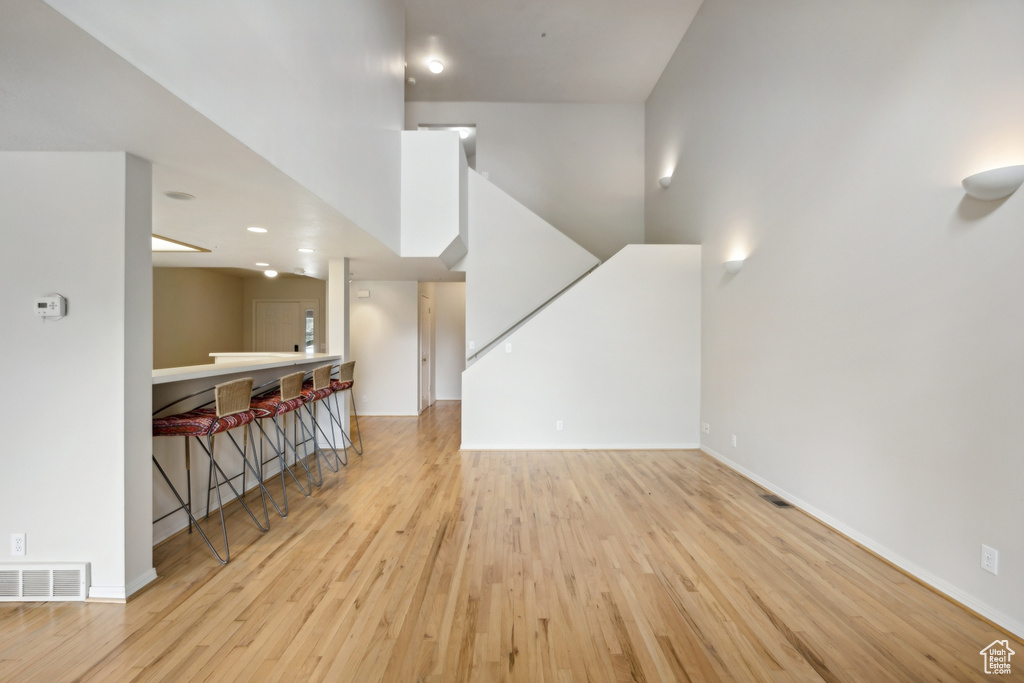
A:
1,401,1019,681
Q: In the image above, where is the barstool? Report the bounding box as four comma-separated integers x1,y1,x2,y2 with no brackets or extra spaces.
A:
329,360,363,456
250,371,322,513
301,364,343,470
152,377,271,564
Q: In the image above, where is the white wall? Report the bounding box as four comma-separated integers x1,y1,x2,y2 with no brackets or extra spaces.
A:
349,281,419,416
401,131,468,267
434,283,466,401
462,245,701,449
462,170,600,357
47,0,406,252
0,152,153,598
406,101,645,261
646,0,1024,635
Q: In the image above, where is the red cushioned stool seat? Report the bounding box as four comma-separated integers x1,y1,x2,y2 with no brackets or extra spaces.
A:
153,407,255,437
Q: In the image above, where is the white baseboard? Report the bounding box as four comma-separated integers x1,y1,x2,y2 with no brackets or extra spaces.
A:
701,445,1024,639
460,442,702,451
125,567,158,597
87,585,126,601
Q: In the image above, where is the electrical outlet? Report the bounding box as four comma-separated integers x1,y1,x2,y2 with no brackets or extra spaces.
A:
556,420,563,431
11,533,25,556
732,434,738,447
981,545,999,575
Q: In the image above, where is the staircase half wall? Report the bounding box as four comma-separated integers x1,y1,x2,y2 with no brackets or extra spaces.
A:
459,169,600,358
461,244,701,449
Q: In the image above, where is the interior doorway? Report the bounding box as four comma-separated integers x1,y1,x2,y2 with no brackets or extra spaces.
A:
254,299,319,352
419,292,435,413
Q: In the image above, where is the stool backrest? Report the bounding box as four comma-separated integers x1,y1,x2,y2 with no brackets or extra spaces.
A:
280,371,305,401
215,377,254,417
337,360,356,384
311,364,333,390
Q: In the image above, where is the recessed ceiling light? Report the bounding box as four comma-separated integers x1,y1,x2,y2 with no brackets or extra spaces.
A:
255,262,270,267
151,234,210,252
164,191,196,201
297,248,314,253
459,128,470,139
428,59,444,74
247,226,268,233
264,269,278,278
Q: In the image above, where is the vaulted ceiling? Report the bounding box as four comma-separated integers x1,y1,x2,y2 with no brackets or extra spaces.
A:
0,0,702,280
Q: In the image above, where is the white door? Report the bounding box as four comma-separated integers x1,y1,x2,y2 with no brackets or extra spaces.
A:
255,301,316,352
419,294,433,413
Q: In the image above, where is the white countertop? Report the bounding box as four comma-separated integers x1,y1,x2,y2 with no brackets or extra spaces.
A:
153,353,342,385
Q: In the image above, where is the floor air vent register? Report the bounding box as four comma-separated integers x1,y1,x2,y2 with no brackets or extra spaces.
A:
0,563,89,601
760,494,794,508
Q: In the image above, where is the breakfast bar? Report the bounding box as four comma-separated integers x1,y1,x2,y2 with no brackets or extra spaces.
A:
152,353,344,544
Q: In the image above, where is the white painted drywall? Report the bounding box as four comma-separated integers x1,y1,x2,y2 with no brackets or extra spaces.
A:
123,153,155,595
462,170,600,357
46,0,406,252
406,102,645,261
0,152,153,598
401,131,468,267
462,245,701,449
349,281,419,416
434,283,466,401
646,0,1024,635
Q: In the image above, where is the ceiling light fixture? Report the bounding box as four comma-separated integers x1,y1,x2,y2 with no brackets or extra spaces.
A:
297,248,314,253
264,269,278,278
428,59,444,74
255,262,269,267
459,128,470,139
247,226,268,233
164,191,196,201
962,164,1024,201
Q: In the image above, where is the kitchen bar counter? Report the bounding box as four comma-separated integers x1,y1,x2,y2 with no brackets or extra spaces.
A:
151,352,344,545
153,352,340,385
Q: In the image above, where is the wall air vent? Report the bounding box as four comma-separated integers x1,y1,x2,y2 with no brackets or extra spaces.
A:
761,494,794,508
0,563,89,601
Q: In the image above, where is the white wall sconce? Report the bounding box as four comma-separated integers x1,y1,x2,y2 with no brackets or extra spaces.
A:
962,164,1024,201
658,175,672,189
724,259,745,274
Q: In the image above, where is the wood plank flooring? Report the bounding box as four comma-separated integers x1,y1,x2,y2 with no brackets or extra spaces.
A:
0,400,1019,681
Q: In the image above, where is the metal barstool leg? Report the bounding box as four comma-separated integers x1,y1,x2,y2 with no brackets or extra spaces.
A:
153,455,228,565
350,394,363,455
200,430,271,533
305,399,340,473
254,418,289,515
185,438,193,533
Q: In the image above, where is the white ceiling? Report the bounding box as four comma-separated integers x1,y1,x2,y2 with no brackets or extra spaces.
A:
404,0,703,102
1,0,458,282
2,0,702,282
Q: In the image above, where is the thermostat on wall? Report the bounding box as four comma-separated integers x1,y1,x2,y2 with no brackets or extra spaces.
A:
34,294,67,320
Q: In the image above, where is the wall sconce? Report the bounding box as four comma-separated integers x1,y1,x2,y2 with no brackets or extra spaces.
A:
962,164,1024,201
724,259,745,274
658,175,672,189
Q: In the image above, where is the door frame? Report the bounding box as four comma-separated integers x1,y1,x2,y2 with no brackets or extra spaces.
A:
252,298,321,353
